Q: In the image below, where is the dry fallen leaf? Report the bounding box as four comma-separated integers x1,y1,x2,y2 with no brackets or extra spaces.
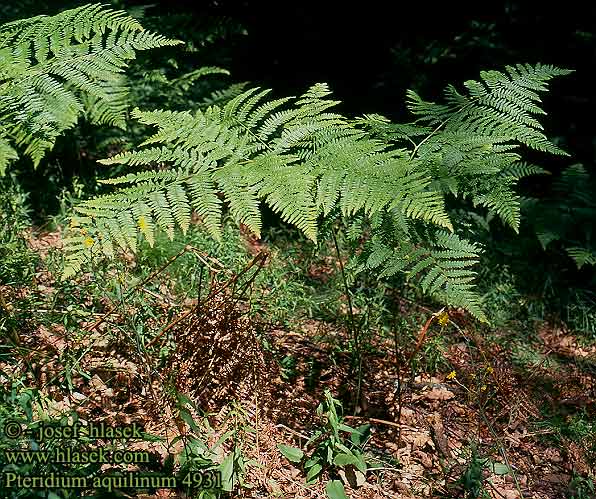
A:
412,387,455,402
339,466,366,488
412,433,433,450
412,450,433,469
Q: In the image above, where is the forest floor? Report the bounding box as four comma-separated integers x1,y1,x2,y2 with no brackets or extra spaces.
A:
2,227,596,499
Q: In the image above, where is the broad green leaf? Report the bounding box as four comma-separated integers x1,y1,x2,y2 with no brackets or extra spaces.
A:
188,436,209,457
334,452,359,467
350,424,372,446
490,462,511,475
277,444,303,463
354,452,367,473
335,442,352,454
177,392,194,408
179,408,201,433
326,480,349,499
306,463,323,483
219,453,235,491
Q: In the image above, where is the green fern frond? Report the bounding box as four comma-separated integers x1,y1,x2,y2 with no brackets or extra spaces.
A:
566,247,596,269
471,179,521,232
64,84,450,277
554,164,594,205
354,114,432,143
406,64,570,231
62,64,571,322
0,3,181,168
363,228,486,322
201,82,250,108
500,161,550,180
409,63,571,156
525,163,595,270
171,66,230,91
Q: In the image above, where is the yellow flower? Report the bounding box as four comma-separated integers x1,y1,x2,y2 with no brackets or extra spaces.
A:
486,366,494,375
83,237,95,248
480,384,487,392
446,371,456,380
137,215,148,231
437,310,449,327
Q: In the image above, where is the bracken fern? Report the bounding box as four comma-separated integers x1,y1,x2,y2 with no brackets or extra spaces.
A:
0,3,181,173
0,6,561,323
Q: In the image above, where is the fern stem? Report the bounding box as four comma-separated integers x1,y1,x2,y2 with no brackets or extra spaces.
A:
409,119,447,160
331,227,362,413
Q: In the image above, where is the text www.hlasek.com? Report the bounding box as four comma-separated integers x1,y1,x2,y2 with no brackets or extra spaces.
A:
4,448,149,465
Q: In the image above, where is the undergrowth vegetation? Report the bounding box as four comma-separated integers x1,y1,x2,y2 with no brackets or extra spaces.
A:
1,3,595,499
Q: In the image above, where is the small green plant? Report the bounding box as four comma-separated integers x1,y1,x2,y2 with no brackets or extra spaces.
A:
173,395,257,498
568,473,596,499
457,446,491,499
278,390,371,499
449,444,513,499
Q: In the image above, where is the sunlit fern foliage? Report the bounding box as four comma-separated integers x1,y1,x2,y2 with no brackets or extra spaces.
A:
65,84,453,275
0,3,181,174
62,64,570,321
363,64,571,232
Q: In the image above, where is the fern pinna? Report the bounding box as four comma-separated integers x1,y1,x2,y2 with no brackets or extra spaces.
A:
0,4,181,173
64,64,570,322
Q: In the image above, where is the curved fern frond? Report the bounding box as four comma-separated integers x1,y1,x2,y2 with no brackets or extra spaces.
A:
405,64,570,231
362,225,486,322
408,63,572,156
64,84,450,278
62,64,571,321
0,3,181,168
566,247,596,269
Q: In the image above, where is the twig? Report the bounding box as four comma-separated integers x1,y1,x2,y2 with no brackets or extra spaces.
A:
344,415,403,430
145,308,193,348
85,245,194,332
140,287,179,306
275,423,310,441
